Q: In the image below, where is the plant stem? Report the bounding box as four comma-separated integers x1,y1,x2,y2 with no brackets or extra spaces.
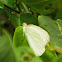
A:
21,2,31,13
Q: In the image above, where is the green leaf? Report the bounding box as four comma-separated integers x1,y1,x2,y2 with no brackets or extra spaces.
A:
20,13,38,25
38,15,62,53
0,29,18,62
13,26,24,47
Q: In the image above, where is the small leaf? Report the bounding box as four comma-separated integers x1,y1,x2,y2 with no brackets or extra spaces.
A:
13,26,24,47
13,26,28,47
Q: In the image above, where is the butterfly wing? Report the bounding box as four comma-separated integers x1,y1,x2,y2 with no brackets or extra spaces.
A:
23,23,50,56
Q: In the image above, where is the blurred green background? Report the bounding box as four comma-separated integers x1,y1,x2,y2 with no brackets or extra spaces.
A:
0,0,62,62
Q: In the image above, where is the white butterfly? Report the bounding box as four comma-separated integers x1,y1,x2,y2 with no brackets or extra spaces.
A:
23,23,50,56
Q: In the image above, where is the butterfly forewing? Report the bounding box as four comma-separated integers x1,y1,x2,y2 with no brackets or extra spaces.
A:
23,23,50,56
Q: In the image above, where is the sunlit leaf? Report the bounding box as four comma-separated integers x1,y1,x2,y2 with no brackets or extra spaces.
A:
38,15,62,53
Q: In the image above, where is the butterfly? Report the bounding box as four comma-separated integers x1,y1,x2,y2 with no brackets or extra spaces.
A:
23,23,50,56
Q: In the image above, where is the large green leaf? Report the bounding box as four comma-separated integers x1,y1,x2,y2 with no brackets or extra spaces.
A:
0,29,18,62
38,15,62,53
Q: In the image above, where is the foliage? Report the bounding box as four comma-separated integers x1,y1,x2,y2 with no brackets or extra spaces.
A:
0,0,62,62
